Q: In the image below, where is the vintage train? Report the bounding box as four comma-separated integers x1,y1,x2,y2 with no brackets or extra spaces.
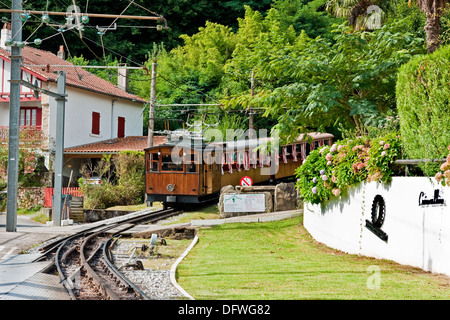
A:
145,132,334,206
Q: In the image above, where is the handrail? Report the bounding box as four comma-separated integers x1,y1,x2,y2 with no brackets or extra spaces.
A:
394,159,446,165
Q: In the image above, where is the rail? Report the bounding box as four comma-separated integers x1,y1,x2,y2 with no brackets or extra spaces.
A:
41,208,180,300
393,158,446,177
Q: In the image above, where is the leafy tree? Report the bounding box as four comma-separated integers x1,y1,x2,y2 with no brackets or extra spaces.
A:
325,0,398,29
272,0,344,40
222,16,425,143
325,0,450,52
396,43,450,175
21,0,273,63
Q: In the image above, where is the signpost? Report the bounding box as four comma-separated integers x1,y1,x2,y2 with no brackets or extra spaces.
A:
223,194,265,213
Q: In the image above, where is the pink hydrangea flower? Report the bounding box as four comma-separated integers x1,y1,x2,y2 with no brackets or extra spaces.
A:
383,144,390,150
435,172,443,183
326,153,333,161
332,188,341,196
444,170,450,179
381,151,386,157
330,144,337,153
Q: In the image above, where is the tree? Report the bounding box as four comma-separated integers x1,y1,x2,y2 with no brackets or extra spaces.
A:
272,0,344,39
325,0,394,29
413,0,450,52
326,0,450,53
222,15,425,143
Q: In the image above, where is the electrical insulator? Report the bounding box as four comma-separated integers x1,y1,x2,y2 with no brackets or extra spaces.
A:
81,15,89,24
5,39,13,46
19,12,30,21
34,38,42,46
41,14,50,24
156,25,163,31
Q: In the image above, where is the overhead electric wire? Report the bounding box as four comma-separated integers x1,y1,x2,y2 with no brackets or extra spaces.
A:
2,0,255,119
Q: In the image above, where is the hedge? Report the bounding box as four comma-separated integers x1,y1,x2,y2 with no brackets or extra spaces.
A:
396,44,450,175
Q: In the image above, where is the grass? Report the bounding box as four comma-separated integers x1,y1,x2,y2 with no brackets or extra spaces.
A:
106,202,152,211
17,206,50,224
176,216,450,300
160,204,221,225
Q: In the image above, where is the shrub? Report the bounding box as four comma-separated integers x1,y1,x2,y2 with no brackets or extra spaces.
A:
296,132,402,204
433,146,450,187
79,151,146,209
396,44,450,176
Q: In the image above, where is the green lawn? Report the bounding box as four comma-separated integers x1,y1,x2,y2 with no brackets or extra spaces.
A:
177,216,450,300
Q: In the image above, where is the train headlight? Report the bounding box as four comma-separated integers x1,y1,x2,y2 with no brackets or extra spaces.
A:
166,184,175,192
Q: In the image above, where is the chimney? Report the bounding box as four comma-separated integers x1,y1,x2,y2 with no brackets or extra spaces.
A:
57,45,65,60
1,23,12,51
117,64,129,92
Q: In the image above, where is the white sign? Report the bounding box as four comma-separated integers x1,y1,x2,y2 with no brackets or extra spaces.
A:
223,194,265,213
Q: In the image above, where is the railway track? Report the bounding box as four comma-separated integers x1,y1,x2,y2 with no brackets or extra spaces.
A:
36,208,180,300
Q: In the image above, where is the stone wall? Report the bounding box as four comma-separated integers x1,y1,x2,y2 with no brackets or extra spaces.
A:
18,187,45,209
84,209,138,222
218,182,298,218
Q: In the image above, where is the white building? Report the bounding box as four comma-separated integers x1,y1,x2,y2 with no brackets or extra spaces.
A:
0,23,146,178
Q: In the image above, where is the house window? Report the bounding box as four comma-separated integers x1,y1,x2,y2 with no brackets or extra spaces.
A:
92,112,100,135
20,107,42,129
118,116,125,138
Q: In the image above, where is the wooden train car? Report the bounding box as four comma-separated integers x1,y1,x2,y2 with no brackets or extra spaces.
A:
145,132,334,206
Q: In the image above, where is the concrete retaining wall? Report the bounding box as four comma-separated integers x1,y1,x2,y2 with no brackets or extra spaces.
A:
304,177,450,276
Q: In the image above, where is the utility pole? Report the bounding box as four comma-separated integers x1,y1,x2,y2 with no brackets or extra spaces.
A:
52,71,67,227
249,69,254,140
6,0,22,232
147,59,157,148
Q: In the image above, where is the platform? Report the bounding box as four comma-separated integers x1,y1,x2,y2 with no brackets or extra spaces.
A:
0,253,70,300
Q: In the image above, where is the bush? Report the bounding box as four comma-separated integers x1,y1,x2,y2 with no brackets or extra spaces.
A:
296,132,403,205
433,146,450,187
396,45,450,175
79,151,146,209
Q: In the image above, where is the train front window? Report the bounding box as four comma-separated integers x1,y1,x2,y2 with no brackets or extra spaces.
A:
161,154,184,172
148,153,159,172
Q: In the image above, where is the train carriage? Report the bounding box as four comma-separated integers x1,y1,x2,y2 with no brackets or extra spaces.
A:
145,132,334,206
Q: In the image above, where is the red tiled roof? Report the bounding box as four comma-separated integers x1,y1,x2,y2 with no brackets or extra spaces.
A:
64,136,167,154
0,46,147,103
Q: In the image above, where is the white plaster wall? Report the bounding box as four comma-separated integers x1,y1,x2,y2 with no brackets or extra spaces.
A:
304,177,450,276
47,83,143,148
0,102,8,126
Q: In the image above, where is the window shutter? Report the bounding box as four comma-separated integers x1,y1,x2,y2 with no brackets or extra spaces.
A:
118,116,125,138
92,112,100,135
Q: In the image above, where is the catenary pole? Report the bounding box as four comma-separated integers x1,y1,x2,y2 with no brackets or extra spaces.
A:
147,59,157,148
52,71,66,227
6,0,22,232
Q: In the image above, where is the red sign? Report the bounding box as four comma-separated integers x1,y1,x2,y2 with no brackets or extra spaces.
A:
240,176,253,187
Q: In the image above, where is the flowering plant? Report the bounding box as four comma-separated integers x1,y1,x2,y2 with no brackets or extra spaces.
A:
434,146,450,186
295,132,402,204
